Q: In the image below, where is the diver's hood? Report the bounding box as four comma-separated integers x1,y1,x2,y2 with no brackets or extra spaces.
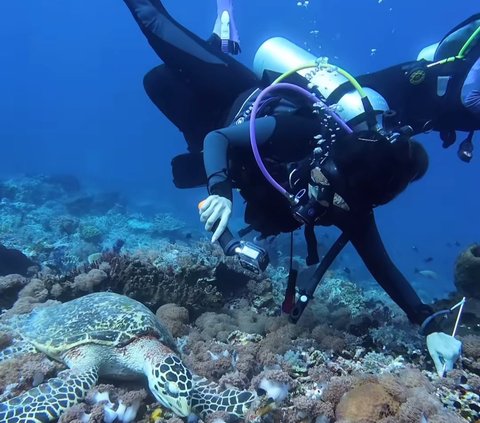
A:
321,131,427,208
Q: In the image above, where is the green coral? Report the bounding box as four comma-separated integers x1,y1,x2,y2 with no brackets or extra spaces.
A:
79,224,103,244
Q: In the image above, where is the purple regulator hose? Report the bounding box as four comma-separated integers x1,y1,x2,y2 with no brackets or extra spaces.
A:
249,82,353,200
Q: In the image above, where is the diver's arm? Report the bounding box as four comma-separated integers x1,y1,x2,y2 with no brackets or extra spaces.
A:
203,112,322,200
340,211,464,376
203,130,234,201
201,116,278,241
203,116,278,201
337,210,433,325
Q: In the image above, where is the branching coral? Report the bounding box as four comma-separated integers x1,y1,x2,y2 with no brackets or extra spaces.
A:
316,273,367,317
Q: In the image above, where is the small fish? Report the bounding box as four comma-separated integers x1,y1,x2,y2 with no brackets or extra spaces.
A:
343,266,351,275
414,268,439,280
112,239,125,254
454,241,461,247
411,245,419,252
185,232,192,240
424,257,434,263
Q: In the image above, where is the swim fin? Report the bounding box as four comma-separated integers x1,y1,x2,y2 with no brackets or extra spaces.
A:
213,0,241,54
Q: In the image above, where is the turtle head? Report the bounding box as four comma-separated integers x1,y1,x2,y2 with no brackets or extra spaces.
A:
146,353,193,417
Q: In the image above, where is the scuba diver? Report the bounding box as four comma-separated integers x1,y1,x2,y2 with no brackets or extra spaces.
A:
122,0,478,377
337,14,480,162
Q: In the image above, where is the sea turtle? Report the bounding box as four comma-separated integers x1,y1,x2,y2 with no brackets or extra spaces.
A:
0,292,260,422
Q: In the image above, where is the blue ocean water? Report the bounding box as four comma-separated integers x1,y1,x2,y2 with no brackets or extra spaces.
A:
0,0,478,298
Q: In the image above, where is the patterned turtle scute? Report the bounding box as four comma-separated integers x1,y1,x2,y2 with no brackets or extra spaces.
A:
5,292,177,356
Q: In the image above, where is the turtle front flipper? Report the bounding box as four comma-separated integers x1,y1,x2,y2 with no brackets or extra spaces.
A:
0,341,38,362
0,366,98,423
191,376,258,419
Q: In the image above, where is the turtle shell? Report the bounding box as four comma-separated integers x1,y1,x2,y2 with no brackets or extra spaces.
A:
9,292,177,356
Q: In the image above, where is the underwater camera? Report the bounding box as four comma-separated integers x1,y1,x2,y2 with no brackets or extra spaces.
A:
217,227,269,273
198,199,270,272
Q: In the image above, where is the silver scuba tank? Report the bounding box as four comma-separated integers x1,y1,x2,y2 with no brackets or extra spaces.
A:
253,37,390,131
417,42,440,61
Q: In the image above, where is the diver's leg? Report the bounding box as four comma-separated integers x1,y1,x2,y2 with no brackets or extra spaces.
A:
341,212,431,325
144,65,224,152
212,0,241,54
461,57,480,117
122,0,258,99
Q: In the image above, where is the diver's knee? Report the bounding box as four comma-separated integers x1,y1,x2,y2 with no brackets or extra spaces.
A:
143,65,170,97
203,131,220,148
409,140,429,181
464,90,480,117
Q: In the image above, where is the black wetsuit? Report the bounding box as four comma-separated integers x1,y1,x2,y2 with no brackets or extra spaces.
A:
123,0,434,327
352,14,480,135
124,0,258,153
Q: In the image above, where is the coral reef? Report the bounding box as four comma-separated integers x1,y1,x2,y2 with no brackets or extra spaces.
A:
0,244,37,276
72,269,108,292
105,252,225,316
0,175,478,423
0,274,29,309
335,382,400,422
25,241,264,318
156,303,190,337
0,352,64,401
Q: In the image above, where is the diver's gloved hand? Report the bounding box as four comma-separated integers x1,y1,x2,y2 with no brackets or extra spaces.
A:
426,332,462,377
199,195,232,243
213,0,241,55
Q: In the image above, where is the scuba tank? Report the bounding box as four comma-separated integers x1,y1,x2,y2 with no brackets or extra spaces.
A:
253,37,390,131
417,43,440,61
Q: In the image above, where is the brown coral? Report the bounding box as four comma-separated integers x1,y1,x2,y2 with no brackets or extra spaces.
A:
72,269,108,292
291,394,334,422
195,312,237,342
107,255,224,317
455,244,480,299
156,303,190,337
0,274,29,309
335,382,400,423
0,275,58,318
461,334,480,360
0,353,64,399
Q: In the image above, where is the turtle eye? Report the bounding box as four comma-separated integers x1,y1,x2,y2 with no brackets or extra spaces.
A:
165,381,180,398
